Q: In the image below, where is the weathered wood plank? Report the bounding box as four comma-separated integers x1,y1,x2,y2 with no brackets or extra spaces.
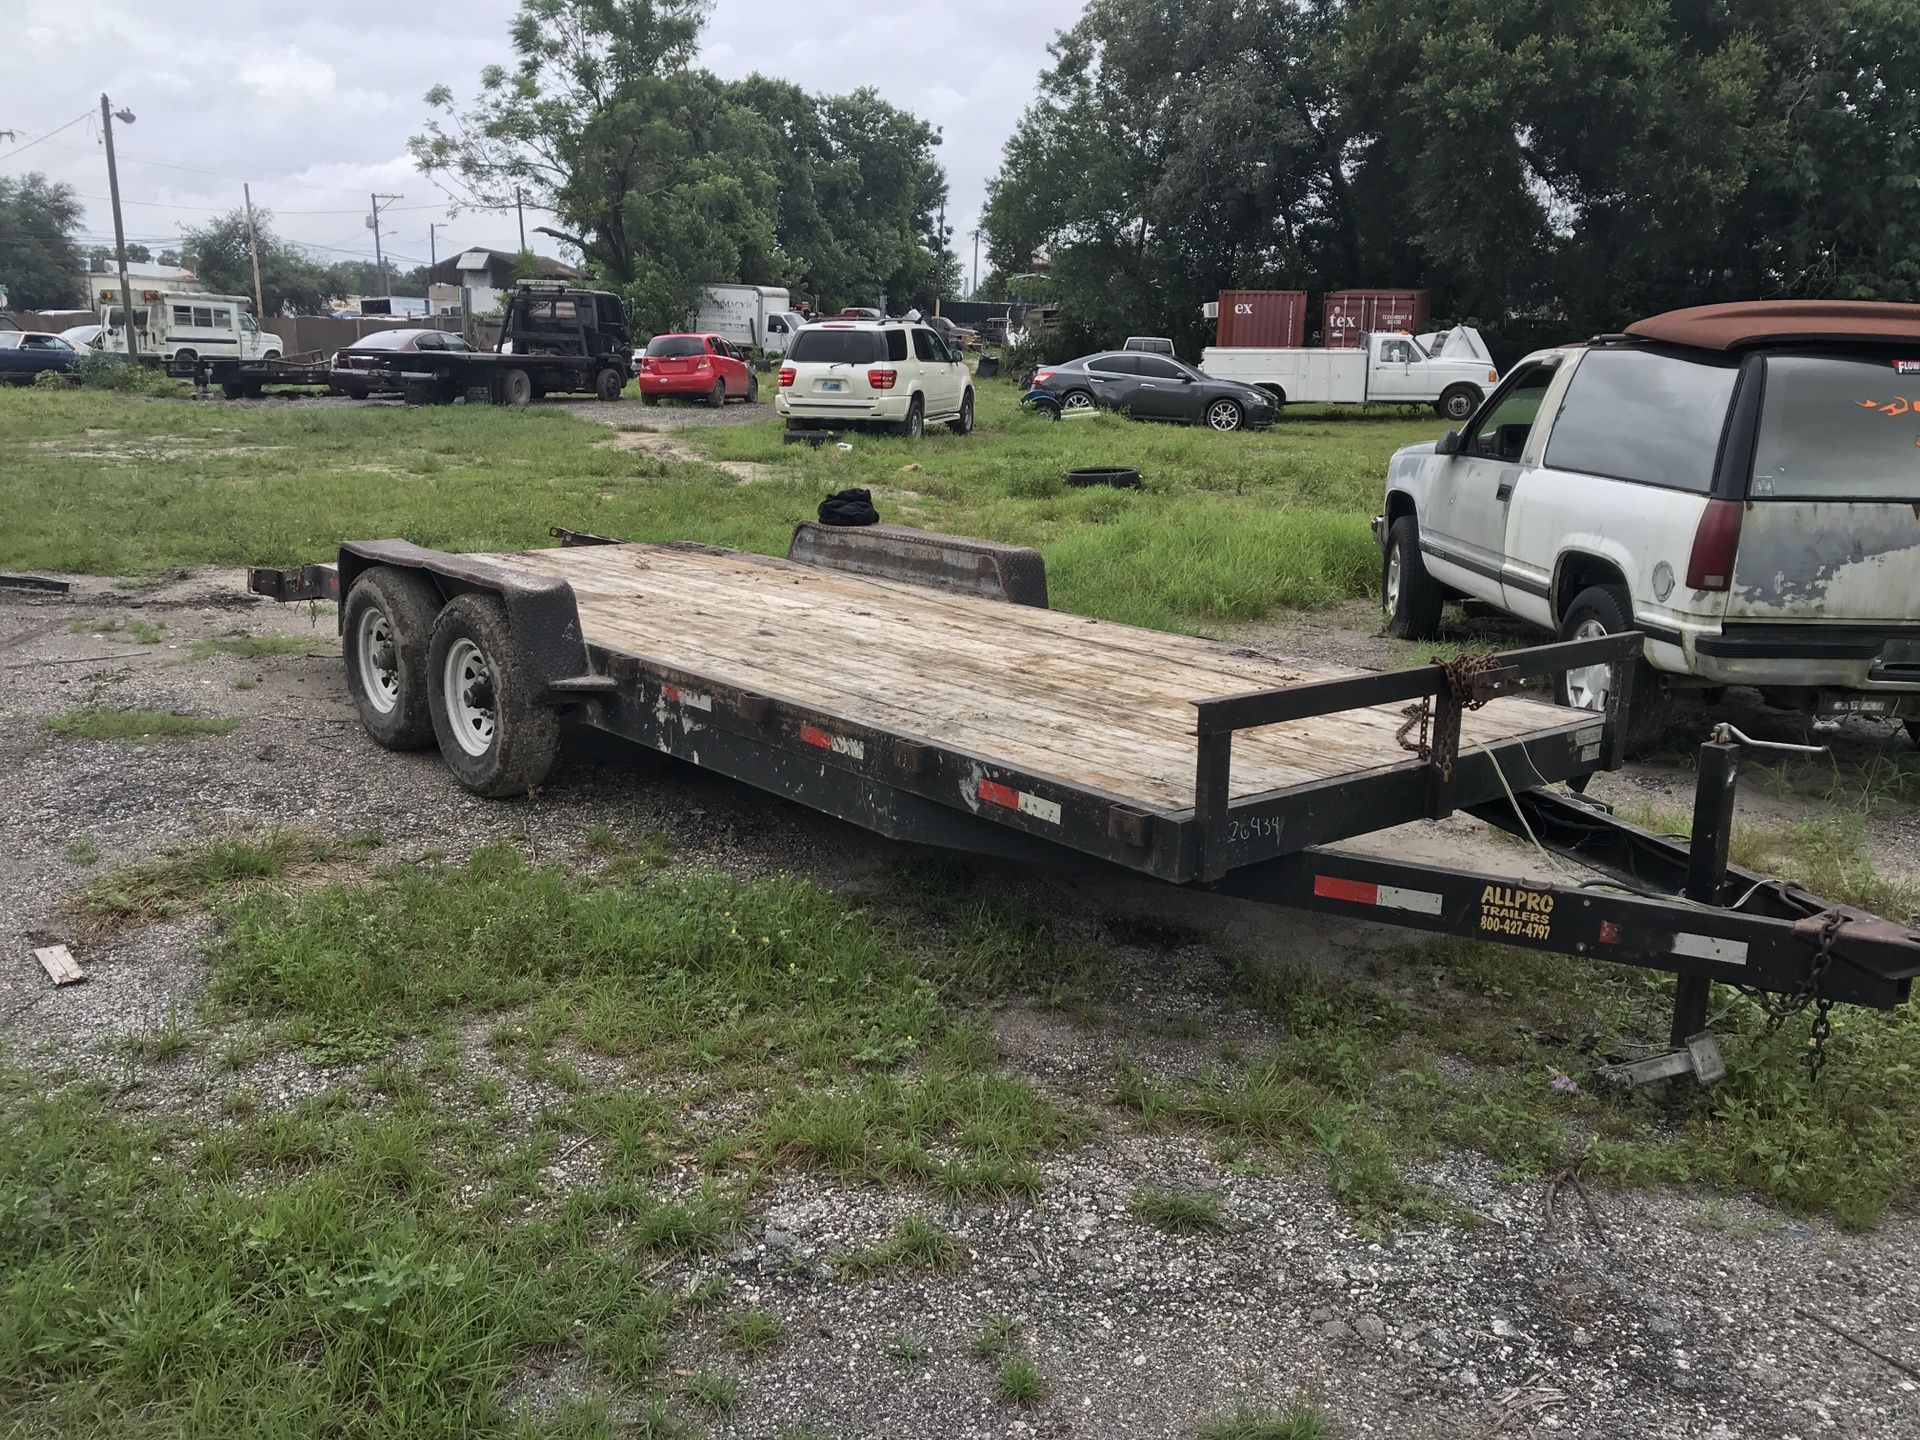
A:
34,944,86,986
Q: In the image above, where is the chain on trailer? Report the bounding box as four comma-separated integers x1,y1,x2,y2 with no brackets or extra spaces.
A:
1395,652,1514,781
1733,908,1842,1080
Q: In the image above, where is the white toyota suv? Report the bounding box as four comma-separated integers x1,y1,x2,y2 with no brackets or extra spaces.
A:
776,318,974,439
1377,300,1920,745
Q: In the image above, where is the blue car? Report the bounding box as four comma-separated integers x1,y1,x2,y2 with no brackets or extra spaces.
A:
0,331,80,384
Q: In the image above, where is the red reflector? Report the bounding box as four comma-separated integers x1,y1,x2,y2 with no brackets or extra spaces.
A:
978,779,1020,810
799,724,832,749
778,366,796,387
1598,920,1622,944
1686,498,1743,591
867,368,897,390
1313,874,1379,906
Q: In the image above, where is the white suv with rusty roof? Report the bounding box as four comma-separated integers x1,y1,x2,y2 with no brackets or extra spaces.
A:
1377,300,1920,745
776,318,974,439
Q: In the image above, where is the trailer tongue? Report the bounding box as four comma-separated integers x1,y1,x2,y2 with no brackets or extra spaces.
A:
249,524,1920,1084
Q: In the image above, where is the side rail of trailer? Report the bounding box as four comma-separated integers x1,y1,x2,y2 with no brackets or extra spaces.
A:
249,526,1920,1086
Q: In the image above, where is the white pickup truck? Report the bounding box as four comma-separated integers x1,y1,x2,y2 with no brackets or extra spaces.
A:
1200,329,1500,421
1376,301,1920,745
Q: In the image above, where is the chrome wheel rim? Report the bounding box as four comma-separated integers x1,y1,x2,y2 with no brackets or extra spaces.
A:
1564,618,1612,711
1062,392,1093,411
356,607,400,714
443,637,496,756
1385,549,1402,613
1208,400,1240,431
909,408,923,438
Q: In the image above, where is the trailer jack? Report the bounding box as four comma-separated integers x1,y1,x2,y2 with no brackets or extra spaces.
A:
1597,1032,1727,1089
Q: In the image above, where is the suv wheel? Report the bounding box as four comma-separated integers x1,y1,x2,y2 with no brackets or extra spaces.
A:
895,395,925,439
1555,584,1664,751
949,388,974,435
1382,516,1444,640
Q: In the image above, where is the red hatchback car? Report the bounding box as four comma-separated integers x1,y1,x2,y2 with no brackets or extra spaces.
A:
635,333,759,406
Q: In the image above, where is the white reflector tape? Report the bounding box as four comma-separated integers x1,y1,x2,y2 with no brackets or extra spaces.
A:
1673,932,1748,966
1377,884,1444,916
1018,792,1062,824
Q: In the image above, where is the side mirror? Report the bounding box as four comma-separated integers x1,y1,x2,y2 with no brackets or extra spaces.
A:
1434,429,1462,456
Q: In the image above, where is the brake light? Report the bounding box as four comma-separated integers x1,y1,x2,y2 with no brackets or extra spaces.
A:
867,368,897,390
695,357,711,371
1033,370,1054,384
779,366,796,388
1686,499,1744,591
637,357,651,371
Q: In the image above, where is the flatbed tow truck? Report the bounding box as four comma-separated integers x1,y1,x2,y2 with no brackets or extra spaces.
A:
250,524,1920,1085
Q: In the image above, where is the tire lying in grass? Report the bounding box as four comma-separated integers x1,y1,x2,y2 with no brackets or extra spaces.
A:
427,593,560,797
1064,466,1141,489
342,566,442,750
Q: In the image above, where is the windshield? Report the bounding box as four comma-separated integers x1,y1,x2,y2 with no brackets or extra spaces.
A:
646,336,709,358
787,329,884,364
1752,354,1920,500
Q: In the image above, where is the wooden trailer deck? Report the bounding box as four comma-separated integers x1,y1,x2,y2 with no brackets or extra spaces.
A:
472,541,1593,818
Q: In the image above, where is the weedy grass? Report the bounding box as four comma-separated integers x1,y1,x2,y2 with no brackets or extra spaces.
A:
79,829,335,923
70,615,164,644
187,633,336,661
1196,1401,1333,1440
1129,1185,1226,1234
995,1354,1046,1407
722,1307,783,1357
836,1214,965,1278
0,380,1443,632
971,1315,1019,1360
45,706,240,743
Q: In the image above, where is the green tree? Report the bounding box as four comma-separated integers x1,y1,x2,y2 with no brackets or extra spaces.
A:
85,242,152,265
0,174,86,310
178,209,339,315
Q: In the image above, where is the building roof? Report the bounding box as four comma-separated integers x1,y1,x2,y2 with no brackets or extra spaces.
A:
429,246,580,286
1625,300,1920,350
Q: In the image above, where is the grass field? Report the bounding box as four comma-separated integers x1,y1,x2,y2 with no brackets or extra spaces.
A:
0,381,1442,631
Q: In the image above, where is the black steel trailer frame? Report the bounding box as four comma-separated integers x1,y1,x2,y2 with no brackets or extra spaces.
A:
363,350,632,407
165,353,331,398
250,528,1920,1082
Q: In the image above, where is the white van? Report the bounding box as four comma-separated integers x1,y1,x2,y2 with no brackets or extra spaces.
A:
101,292,285,363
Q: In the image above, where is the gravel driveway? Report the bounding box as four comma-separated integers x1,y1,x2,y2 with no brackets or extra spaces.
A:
3,571,1917,1439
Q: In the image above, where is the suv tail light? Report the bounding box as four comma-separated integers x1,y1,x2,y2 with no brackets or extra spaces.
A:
1032,370,1054,384
866,368,897,390
779,366,796,388
1685,499,1744,591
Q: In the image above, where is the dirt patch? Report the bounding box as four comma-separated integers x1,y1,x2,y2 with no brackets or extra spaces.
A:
598,426,771,484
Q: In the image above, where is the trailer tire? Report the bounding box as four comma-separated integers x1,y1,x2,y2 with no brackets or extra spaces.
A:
427,594,560,798
595,367,624,402
343,566,442,751
346,386,371,401
502,368,533,407
1555,584,1665,754
1436,384,1481,423
1383,516,1445,640
222,383,246,400
1907,719,1920,748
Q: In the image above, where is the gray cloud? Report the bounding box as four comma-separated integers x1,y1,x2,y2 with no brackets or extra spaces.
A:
6,0,1076,290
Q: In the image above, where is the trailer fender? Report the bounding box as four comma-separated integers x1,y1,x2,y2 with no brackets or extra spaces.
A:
335,540,599,703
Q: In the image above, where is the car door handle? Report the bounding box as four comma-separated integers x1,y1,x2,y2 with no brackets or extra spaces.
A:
1496,482,1514,501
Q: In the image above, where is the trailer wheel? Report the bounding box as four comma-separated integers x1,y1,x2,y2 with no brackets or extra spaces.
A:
221,383,246,400
1907,719,1920,748
501,368,533,407
1383,516,1444,640
1436,384,1481,423
427,594,560,797
342,566,441,750
595,367,624,402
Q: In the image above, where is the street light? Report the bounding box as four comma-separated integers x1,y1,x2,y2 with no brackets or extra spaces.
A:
100,95,137,361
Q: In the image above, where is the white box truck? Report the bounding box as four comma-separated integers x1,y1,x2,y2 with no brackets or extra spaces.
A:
692,284,803,355
1200,329,1500,422
101,292,284,364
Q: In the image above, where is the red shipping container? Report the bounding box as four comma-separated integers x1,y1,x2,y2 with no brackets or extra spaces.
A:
1322,288,1432,348
1214,288,1308,348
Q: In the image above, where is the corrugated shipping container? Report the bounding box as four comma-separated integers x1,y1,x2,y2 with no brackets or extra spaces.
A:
1322,289,1431,348
1214,289,1308,349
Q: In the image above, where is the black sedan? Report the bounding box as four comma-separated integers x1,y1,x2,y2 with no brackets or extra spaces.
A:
1030,350,1275,431
330,328,475,399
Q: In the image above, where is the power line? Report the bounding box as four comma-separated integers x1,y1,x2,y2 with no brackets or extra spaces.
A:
0,110,94,164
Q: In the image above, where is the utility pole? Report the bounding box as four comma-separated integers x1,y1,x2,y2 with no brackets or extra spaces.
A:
428,221,440,322
99,94,137,360
970,229,980,298
515,188,526,252
367,192,402,296
242,182,265,319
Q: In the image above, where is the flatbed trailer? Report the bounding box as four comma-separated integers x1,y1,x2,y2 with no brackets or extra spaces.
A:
165,352,331,398
366,350,630,407
250,524,1920,1083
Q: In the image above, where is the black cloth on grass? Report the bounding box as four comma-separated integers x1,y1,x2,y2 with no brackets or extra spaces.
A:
818,488,879,526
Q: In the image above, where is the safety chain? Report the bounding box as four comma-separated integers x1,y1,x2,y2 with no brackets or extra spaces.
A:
1395,653,1506,783
1736,909,1842,1081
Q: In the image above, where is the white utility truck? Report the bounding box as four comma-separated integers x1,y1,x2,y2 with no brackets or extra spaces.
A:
100,292,284,364
1200,329,1500,421
692,284,801,354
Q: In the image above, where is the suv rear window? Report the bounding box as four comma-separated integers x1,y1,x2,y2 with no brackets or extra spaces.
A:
788,329,885,364
1545,347,1739,493
1751,354,1920,500
646,336,708,358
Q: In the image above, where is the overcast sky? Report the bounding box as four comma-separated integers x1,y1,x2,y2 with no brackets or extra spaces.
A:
4,0,1078,290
